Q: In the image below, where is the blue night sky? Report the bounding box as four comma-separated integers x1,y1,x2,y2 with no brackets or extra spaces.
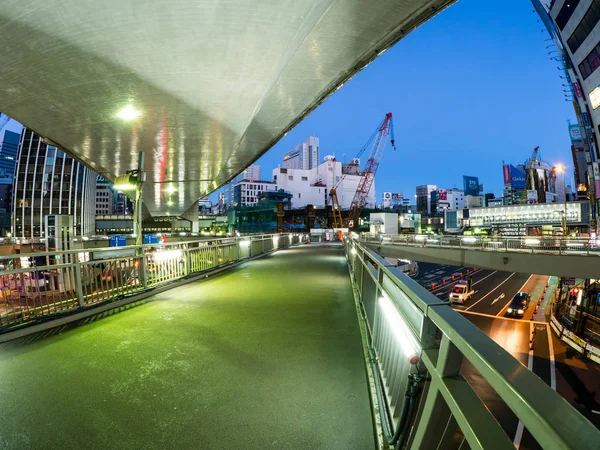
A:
236,0,575,202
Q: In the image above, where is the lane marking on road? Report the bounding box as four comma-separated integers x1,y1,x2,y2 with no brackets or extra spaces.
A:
465,272,515,311
514,323,535,449
472,271,498,286
458,310,547,325
491,293,505,305
496,275,533,317
592,410,600,415
431,269,495,295
547,325,557,391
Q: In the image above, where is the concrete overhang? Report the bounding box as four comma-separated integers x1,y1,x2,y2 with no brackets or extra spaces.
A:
0,0,454,216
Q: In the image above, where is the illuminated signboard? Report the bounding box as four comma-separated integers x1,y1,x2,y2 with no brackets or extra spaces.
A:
589,85,600,109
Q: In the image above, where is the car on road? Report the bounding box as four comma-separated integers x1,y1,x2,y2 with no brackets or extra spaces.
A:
449,283,474,304
506,292,530,318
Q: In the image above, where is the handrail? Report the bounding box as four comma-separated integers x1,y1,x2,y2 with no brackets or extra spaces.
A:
360,232,600,256
345,234,599,449
0,233,308,332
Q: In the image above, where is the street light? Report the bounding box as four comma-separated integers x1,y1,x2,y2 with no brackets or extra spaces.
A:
553,164,567,235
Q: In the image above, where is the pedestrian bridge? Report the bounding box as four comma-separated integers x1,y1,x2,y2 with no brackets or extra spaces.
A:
0,234,596,449
362,233,600,279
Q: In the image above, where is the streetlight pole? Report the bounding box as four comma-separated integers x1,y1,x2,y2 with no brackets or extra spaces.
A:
553,165,567,235
562,170,567,236
135,151,145,251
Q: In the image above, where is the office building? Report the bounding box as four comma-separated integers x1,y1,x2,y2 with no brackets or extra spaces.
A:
273,156,375,209
0,130,19,182
13,128,96,238
233,180,276,206
223,164,261,205
282,136,319,170
96,176,114,216
416,185,437,214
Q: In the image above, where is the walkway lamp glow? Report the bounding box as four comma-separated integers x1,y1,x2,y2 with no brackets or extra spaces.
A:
379,293,420,364
115,104,141,121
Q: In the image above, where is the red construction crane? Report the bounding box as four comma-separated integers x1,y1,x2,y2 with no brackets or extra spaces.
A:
347,112,395,229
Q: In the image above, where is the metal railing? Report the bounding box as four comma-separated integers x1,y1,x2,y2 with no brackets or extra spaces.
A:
361,233,600,256
345,233,599,449
0,233,307,332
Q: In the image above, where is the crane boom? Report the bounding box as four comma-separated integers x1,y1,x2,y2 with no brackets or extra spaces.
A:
347,112,395,228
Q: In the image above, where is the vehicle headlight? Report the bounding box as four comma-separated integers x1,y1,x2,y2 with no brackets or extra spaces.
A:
507,308,513,313
518,309,524,314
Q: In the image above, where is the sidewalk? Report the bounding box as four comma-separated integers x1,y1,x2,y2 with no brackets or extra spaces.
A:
543,276,600,427
551,330,600,427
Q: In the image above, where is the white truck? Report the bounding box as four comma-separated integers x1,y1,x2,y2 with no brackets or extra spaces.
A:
448,281,474,304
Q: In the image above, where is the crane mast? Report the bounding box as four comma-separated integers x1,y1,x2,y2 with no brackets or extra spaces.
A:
347,112,395,229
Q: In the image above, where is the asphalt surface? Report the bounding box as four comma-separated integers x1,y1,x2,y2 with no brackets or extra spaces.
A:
413,263,554,449
0,245,375,450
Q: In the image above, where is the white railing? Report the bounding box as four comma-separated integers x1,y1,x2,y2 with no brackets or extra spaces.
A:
361,233,600,256
0,233,307,331
345,233,599,449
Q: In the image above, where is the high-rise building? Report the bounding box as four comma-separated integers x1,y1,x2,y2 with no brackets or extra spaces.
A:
416,185,437,214
223,164,261,205
534,0,600,227
13,128,96,238
0,130,19,182
96,176,114,216
282,136,319,170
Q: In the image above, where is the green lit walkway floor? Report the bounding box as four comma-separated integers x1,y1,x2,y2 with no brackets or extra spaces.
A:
0,244,375,450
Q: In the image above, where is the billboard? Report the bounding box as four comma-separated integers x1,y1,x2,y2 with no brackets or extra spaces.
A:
569,124,582,141
503,165,526,189
463,176,480,196
437,189,447,201
526,190,538,204
382,192,403,200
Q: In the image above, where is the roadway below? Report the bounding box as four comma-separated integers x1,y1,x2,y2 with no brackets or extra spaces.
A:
413,261,600,449
0,244,375,450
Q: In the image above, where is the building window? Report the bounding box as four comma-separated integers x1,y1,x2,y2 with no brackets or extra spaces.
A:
555,0,581,31
567,0,600,53
302,176,308,181
298,193,301,198
288,176,293,180
578,41,600,79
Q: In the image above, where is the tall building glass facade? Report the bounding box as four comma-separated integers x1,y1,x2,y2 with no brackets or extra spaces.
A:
13,128,96,238
0,130,19,181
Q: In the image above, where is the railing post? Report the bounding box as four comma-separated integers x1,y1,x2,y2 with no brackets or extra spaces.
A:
141,253,148,289
74,260,85,307
182,243,190,276
559,239,563,254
